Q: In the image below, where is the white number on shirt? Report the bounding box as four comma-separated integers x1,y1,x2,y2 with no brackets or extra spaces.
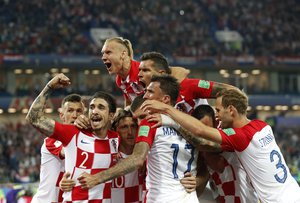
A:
270,149,287,183
171,143,195,179
113,176,125,188
79,151,89,169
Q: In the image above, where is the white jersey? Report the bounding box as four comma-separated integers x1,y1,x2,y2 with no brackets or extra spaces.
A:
136,119,199,203
220,119,300,203
31,138,64,203
51,122,120,202
207,152,258,203
111,152,145,203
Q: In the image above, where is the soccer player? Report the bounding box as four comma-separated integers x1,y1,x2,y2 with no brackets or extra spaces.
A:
110,109,145,203
77,75,199,203
101,37,144,106
26,73,120,202
137,51,235,114
101,37,189,107
31,94,85,203
141,88,300,203
191,105,258,203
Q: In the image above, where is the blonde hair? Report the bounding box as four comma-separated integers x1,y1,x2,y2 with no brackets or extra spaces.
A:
217,88,248,115
105,37,134,59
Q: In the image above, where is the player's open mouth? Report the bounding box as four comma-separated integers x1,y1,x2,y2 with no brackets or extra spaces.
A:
105,63,112,69
91,116,102,125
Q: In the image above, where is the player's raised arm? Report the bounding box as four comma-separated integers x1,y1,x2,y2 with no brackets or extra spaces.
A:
210,81,237,98
26,73,71,136
141,100,222,143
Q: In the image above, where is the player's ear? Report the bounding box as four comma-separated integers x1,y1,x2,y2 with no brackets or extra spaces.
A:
162,95,171,104
158,70,166,75
121,50,126,60
109,112,115,121
58,108,64,120
228,105,236,115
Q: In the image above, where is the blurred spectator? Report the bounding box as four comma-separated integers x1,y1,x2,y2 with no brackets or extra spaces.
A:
0,121,42,183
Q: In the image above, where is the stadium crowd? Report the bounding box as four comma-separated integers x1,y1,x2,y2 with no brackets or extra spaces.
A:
0,0,299,57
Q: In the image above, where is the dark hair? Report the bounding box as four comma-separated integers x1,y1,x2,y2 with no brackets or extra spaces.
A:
130,95,145,113
150,75,179,106
111,109,133,131
140,52,171,74
217,88,248,115
192,105,216,128
61,94,83,107
91,91,117,113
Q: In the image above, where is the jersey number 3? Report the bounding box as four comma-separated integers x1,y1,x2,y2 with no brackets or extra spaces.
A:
270,150,287,183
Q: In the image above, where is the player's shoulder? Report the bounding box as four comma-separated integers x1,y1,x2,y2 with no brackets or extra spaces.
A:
107,129,119,139
139,119,156,128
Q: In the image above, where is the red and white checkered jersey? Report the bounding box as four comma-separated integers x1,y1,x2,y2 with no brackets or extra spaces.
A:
208,152,258,203
220,120,300,203
175,78,213,114
136,119,199,203
31,138,64,203
116,60,144,102
50,122,120,202
111,152,146,203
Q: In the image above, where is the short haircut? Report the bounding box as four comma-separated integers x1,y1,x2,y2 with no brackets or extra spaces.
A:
192,105,217,128
105,37,134,59
111,109,133,131
130,95,145,113
140,52,171,74
217,88,248,115
150,75,179,106
61,94,83,107
90,91,117,113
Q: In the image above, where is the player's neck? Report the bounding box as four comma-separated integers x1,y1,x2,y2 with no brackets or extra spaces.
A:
119,59,131,79
233,115,250,128
93,128,109,139
119,144,134,155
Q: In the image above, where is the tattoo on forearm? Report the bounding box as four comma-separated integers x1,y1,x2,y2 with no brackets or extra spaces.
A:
178,127,221,152
211,84,224,97
99,143,147,184
26,87,54,135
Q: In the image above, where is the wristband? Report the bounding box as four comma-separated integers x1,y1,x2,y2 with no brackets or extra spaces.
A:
161,114,180,130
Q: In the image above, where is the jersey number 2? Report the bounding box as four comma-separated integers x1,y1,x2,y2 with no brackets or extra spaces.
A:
171,143,195,179
270,150,287,183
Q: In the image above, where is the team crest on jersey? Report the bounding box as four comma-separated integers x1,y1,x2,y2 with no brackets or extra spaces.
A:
138,126,150,137
222,128,236,136
198,80,210,89
111,139,118,152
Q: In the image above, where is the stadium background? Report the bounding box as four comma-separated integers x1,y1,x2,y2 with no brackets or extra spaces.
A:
0,0,299,201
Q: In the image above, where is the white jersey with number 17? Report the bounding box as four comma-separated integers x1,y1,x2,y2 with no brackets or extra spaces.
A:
136,119,199,203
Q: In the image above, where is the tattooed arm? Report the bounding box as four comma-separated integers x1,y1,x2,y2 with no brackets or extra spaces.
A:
78,142,149,189
26,73,71,136
210,82,236,98
178,126,222,152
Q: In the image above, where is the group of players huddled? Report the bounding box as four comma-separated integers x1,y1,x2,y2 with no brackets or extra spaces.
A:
26,37,300,203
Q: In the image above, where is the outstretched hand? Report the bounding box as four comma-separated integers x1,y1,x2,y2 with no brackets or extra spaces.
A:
78,172,99,189
140,100,170,114
59,172,75,192
180,172,197,193
47,73,71,89
74,114,91,129
145,113,162,128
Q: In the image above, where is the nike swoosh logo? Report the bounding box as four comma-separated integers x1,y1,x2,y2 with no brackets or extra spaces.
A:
80,140,90,144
